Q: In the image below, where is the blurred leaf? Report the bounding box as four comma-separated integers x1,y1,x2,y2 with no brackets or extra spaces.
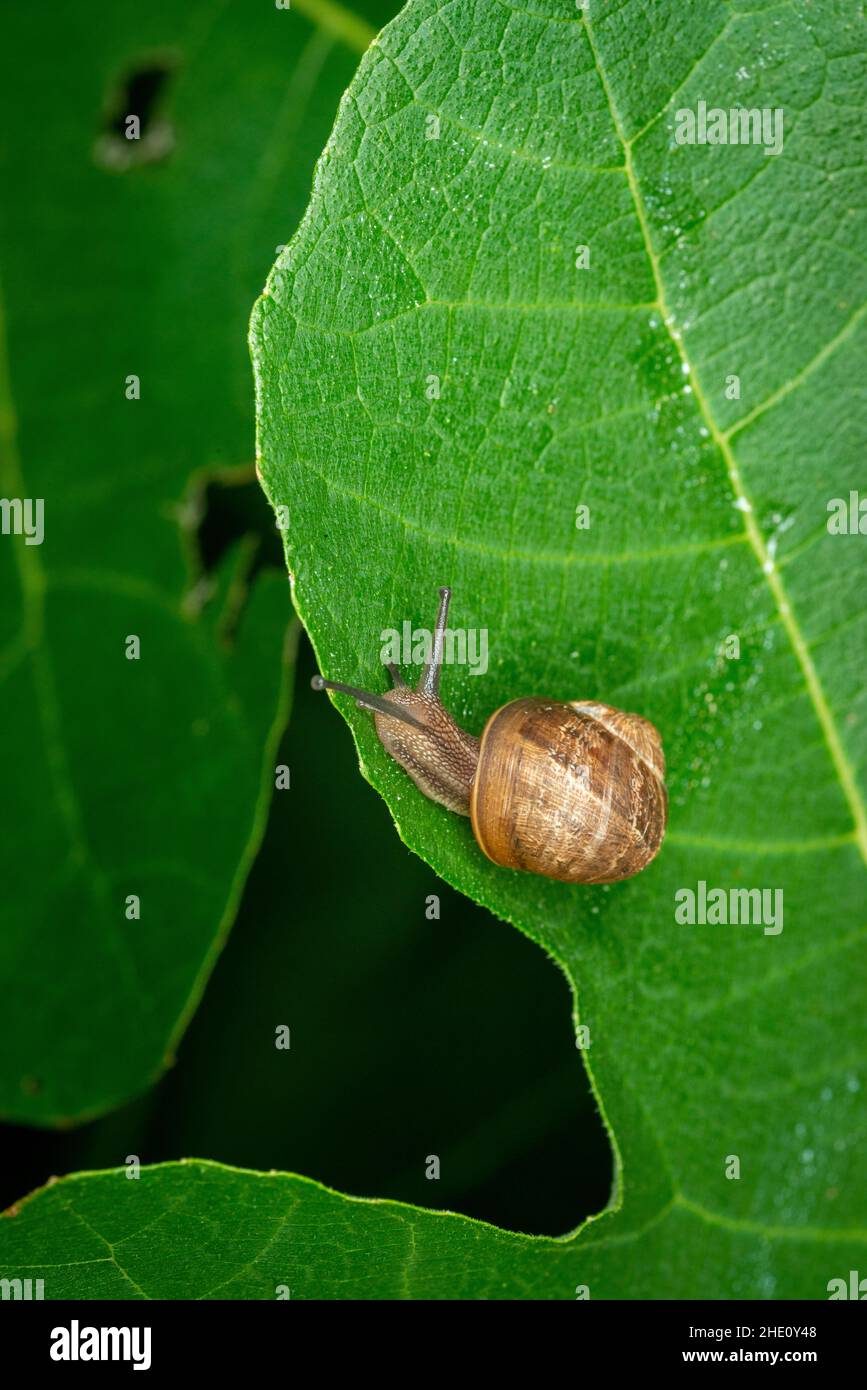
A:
0,0,392,1123
0,636,611,1235
249,0,867,1298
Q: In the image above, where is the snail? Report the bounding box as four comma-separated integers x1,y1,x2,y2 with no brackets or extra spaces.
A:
312,587,667,884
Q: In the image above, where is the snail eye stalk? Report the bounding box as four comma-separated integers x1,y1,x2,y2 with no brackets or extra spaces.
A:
310,674,428,732
418,586,451,698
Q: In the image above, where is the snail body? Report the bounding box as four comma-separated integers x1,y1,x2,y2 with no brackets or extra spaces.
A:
312,588,667,884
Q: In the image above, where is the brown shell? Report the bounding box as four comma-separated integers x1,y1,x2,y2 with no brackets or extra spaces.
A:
469,697,667,884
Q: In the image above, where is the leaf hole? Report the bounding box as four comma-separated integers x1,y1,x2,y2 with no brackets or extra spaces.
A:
178,465,285,643
94,53,178,172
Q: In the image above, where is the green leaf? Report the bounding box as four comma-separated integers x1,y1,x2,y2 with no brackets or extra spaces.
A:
1,1152,864,1299
249,0,867,1297
0,0,387,1124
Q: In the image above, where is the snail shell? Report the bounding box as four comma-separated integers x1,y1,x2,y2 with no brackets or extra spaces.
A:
470,698,666,883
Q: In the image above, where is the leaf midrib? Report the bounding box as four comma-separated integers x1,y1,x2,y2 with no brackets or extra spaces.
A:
290,0,376,53
0,279,148,1028
582,10,867,866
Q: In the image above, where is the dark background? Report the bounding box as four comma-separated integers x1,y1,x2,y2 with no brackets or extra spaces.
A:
0,0,612,1239
3,581,613,1235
